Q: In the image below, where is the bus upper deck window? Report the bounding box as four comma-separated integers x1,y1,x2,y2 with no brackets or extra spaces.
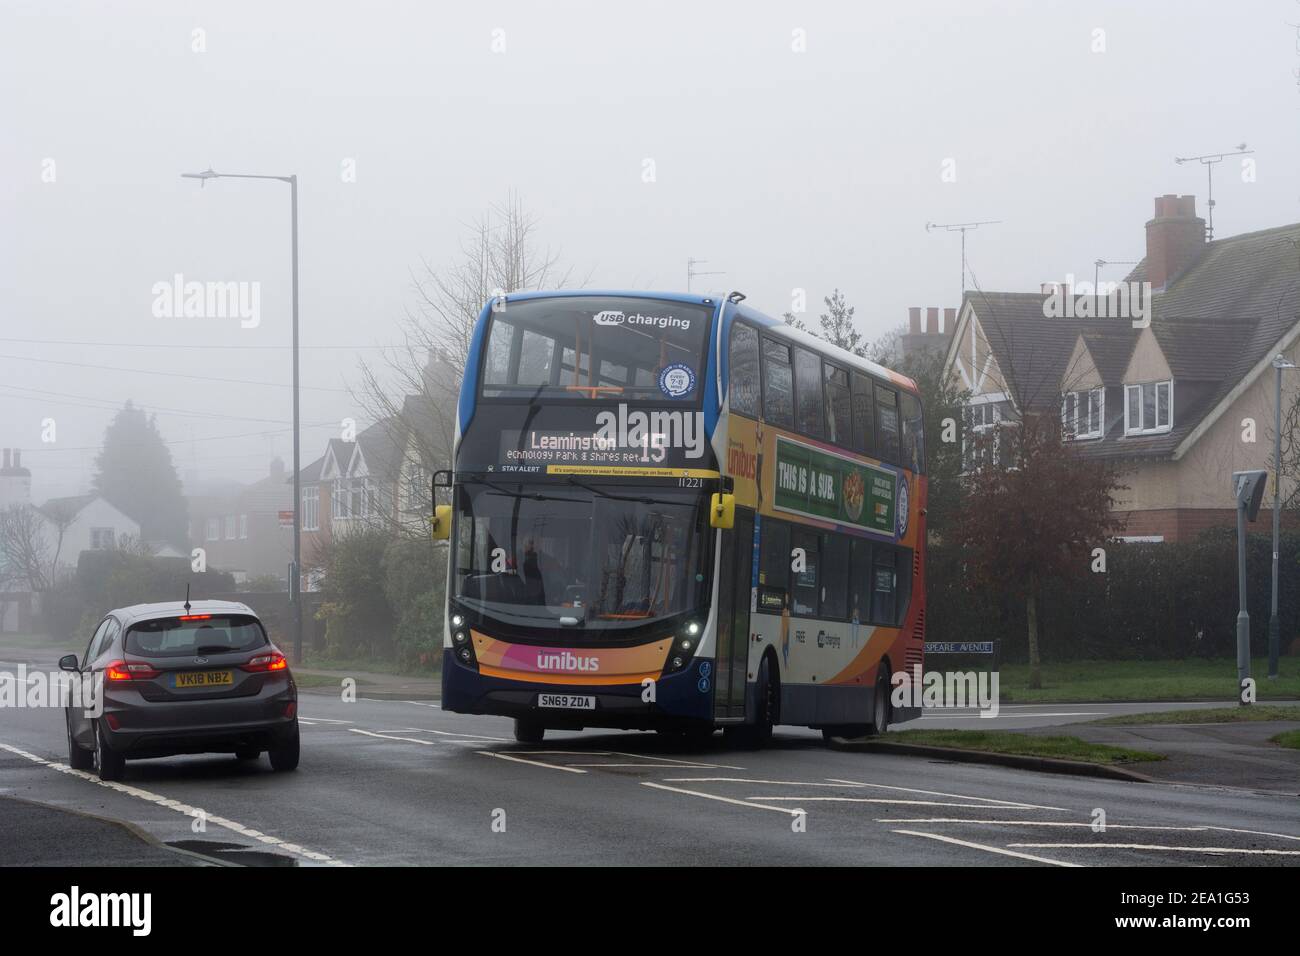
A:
761,339,794,428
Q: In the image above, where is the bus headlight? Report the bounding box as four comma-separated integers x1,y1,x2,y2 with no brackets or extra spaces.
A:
685,621,701,637
451,614,465,628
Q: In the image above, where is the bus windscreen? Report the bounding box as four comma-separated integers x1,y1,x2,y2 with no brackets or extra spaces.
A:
480,295,713,401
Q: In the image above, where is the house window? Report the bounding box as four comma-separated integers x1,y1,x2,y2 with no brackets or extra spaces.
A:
1062,387,1104,440
962,401,1004,470
350,478,368,518
238,514,248,539
333,478,348,519
1124,381,1172,435
302,486,319,531
224,515,236,539
89,527,115,550
206,517,220,541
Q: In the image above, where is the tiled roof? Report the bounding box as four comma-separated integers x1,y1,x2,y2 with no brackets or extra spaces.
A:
961,220,1300,462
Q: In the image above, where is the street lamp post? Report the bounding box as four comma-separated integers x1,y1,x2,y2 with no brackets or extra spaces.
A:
181,168,303,665
1269,355,1297,680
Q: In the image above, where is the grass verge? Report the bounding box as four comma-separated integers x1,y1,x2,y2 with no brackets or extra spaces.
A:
1270,730,1300,750
1091,705,1300,726
881,728,1165,765
997,658,1300,703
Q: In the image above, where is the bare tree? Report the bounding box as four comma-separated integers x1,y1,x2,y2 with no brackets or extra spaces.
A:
355,191,580,537
0,505,56,591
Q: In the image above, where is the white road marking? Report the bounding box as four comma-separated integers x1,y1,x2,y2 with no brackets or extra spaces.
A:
475,751,587,773
296,716,351,724
1009,842,1300,856
0,740,346,866
641,782,801,815
607,751,745,770
920,712,1103,719
877,819,1215,830
892,829,1081,867
750,797,1045,808
826,778,1073,812
349,729,441,746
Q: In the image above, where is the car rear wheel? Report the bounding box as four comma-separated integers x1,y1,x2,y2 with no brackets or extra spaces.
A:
513,718,545,744
95,721,125,781
67,714,94,771
235,747,261,761
268,723,300,772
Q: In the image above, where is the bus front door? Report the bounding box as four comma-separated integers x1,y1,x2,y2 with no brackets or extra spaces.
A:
714,510,753,720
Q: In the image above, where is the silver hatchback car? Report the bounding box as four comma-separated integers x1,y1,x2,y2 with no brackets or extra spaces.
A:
59,600,300,781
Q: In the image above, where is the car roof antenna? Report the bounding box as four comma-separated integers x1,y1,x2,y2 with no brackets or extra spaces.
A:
184,582,191,615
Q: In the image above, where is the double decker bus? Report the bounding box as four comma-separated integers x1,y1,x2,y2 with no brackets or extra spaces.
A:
435,290,925,745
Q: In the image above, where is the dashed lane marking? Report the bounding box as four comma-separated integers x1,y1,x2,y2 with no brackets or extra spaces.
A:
892,829,1081,867
0,741,347,866
825,778,1073,812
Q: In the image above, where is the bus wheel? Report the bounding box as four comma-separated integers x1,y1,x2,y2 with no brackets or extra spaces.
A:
869,670,891,735
514,718,545,744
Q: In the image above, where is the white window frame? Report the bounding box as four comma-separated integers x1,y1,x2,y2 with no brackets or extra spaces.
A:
238,514,248,539
206,517,220,541
962,400,1005,471
302,486,319,531
333,478,349,519
1124,380,1173,435
1062,387,1104,440
224,515,236,539
89,527,115,550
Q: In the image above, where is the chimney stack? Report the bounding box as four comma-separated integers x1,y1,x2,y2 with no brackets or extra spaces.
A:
2,449,9,470
1145,194,1205,291
943,307,956,333
908,307,921,335
925,307,939,334
13,450,19,470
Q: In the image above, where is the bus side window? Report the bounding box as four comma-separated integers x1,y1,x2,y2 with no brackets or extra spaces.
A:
901,391,924,475
793,347,824,439
790,529,820,617
762,339,794,429
875,384,901,464
870,546,896,624
820,533,849,619
824,364,851,446
849,537,871,624
758,519,791,612
729,323,761,417
851,372,874,456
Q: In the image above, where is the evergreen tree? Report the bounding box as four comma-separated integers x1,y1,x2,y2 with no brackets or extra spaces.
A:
91,403,188,549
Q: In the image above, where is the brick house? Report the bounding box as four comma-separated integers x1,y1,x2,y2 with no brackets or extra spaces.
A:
942,194,1300,542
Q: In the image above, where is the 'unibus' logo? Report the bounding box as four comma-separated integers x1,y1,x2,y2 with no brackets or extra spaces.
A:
535,651,600,672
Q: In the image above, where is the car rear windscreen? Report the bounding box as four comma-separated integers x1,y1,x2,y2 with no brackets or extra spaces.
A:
125,615,268,658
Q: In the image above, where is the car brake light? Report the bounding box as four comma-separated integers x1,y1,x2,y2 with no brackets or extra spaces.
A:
243,651,288,673
105,660,161,681
178,613,212,621
283,701,297,718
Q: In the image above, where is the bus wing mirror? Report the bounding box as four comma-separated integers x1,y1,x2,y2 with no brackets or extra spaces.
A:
710,493,735,530
431,504,452,540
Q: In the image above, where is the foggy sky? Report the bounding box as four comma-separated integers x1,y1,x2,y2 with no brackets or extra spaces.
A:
3,0,1297,501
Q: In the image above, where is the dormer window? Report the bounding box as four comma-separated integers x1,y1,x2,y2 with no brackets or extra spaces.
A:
1062,387,1104,440
1124,381,1172,435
